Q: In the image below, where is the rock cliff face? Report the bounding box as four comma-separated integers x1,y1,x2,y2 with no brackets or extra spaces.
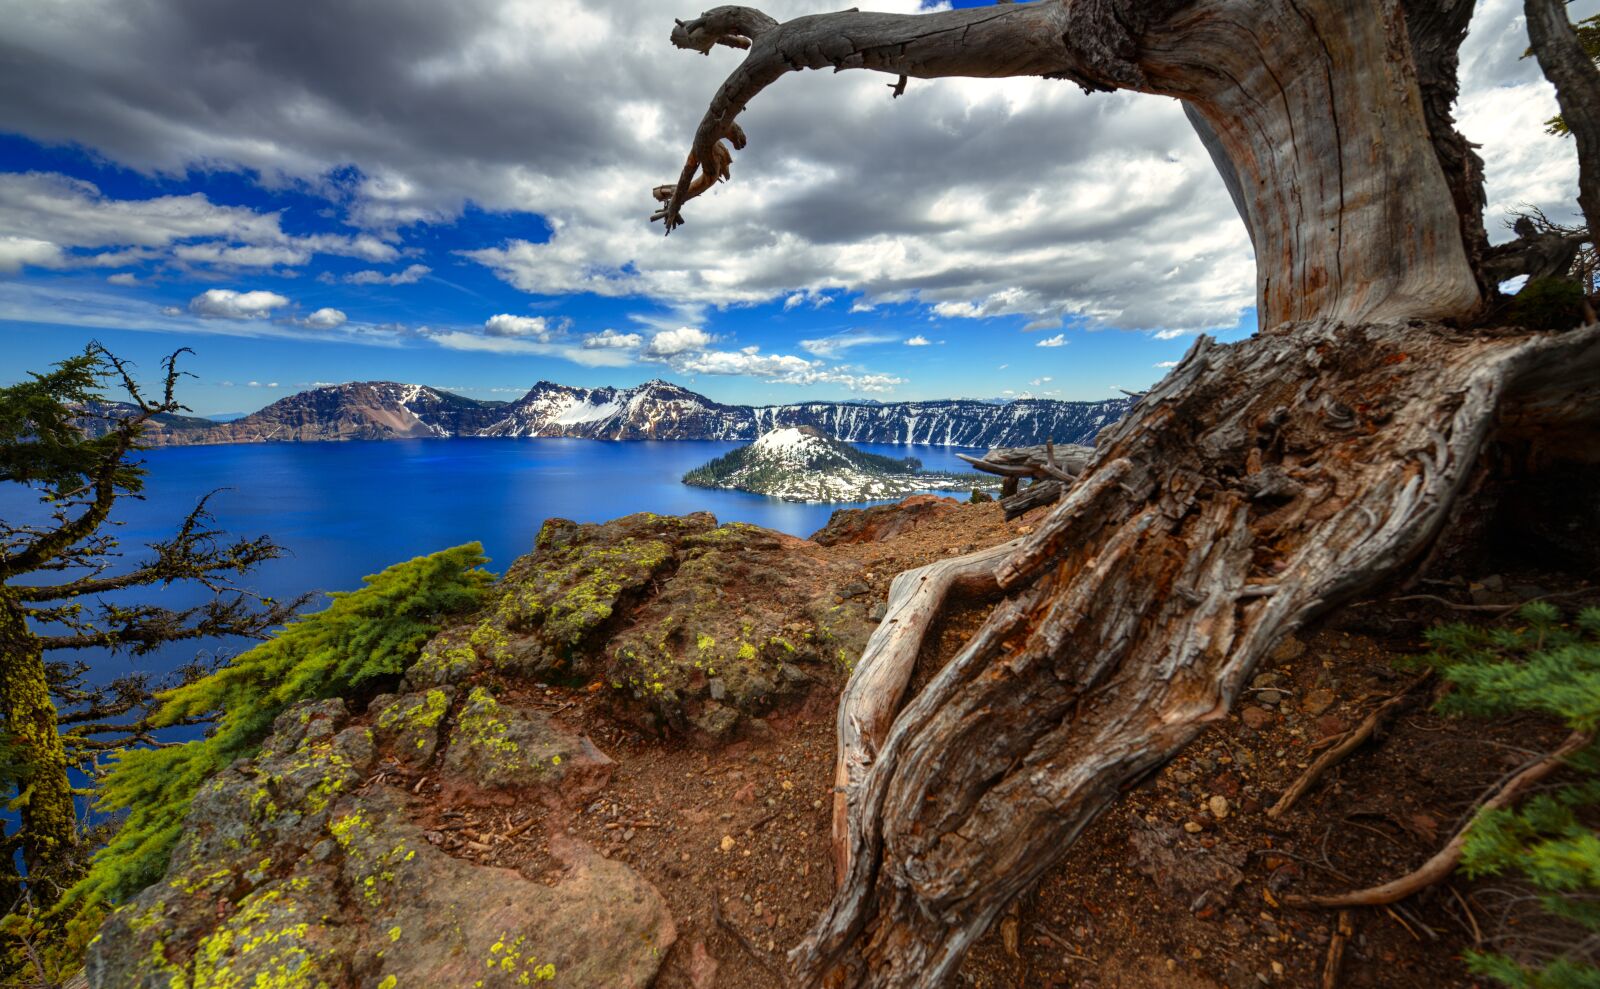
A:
87,509,882,987
683,426,997,502
139,379,1131,448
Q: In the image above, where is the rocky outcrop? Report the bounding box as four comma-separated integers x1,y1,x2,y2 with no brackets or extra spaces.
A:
87,697,674,988
811,494,967,546
136,379,1132,448
439,511,874,737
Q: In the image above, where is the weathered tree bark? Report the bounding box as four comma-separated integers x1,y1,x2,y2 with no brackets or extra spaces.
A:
801,318,1600,987
650,2,1600,986
1526,0,1600,239
658,0,1485,327
958,443,1093,519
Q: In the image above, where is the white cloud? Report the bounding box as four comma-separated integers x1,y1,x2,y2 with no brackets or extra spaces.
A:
0,236,67,274
643,326,713,358
1036,334,1067,348
1030,376,1053,386
483,313,558,340
301,307,348,329
188,288,290,320
106,272,139,286
582,329,643,350
904,335,930,346
0,172,397,275
1153,360,1179,368
345,263,431,286
172,243,311,268
798,330,898,358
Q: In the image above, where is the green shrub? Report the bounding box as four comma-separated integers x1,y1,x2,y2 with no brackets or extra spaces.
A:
45,543,493,961
1510,277,1588,332
1421,602,1600,988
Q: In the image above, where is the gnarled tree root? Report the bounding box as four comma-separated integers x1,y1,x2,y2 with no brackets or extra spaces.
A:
1266,673,1434,821
796,319,1600,989
1283,728,1594,909
830,539,1019,884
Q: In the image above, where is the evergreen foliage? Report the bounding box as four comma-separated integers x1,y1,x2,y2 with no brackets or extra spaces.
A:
47,544,493,965
1420,603,1600,988
1512,277,1590,332
1,342,301,960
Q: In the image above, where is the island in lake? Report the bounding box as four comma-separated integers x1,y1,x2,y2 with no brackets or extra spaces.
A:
682,426,1000,503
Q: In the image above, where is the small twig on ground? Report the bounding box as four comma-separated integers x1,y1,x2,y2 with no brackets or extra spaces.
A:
1321,910,1353,989
1284,728,1593,908
1268,673,1432,819
1384,586,1595,614
1447,885,1483,945
1385,905,1422,942
1032,922,1094,963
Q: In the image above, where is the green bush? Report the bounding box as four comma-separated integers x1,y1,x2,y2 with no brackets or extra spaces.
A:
1421,602,1600,988
43,543,493,962
1510,277,1588,332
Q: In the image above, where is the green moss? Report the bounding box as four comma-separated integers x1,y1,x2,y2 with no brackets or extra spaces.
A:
377,690,449,734
455,688,522,770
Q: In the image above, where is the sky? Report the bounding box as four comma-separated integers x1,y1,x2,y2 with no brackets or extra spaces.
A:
0,0,1590,416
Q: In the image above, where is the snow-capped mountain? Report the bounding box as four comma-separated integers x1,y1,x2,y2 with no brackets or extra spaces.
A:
143,382,506,445
140,379,1131,448
682,427,998,503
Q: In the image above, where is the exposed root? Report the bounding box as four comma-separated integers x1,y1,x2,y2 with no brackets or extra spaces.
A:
830,539,1020,883
1267,673,1433,820
793,320,1600,988
1284,728,1594,909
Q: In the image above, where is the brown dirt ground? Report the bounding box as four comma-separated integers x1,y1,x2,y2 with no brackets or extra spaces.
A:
359,498,1594,989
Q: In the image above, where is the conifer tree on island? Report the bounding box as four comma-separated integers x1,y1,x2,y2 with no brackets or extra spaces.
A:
0,345,300,908
653,1,1600,985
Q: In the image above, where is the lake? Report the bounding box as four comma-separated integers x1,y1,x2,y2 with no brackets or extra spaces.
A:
2,437,984,680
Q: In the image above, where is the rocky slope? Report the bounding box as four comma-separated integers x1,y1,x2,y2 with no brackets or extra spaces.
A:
137,379,1132,448
682,426,998,502
86,498,1590,989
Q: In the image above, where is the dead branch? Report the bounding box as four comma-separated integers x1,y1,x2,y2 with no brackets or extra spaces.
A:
1322,910,1354,989
1284,729,1594,909
1266,673,1433,820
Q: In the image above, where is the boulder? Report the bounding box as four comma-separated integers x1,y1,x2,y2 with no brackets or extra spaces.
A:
87,698,673,989
441,687,614,798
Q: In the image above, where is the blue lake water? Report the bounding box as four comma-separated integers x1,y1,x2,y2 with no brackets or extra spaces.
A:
2,438,984,680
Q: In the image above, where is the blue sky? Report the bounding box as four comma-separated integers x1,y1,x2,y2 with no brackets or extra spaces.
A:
0,0,1582,416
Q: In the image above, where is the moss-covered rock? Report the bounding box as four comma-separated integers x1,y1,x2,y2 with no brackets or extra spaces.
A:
603,520,872,734
441,687,614,797
403,511,872,738
87,699,671,989
462,513,716,683
370,687,454,767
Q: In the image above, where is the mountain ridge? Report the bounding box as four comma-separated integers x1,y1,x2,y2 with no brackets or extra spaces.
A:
133,379,1132,448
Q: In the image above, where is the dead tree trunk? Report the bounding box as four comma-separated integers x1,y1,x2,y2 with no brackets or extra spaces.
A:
1525,0,1600,238
652,2,1600,986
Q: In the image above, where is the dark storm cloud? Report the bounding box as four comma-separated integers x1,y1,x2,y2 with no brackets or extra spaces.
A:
0,0,1584,331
